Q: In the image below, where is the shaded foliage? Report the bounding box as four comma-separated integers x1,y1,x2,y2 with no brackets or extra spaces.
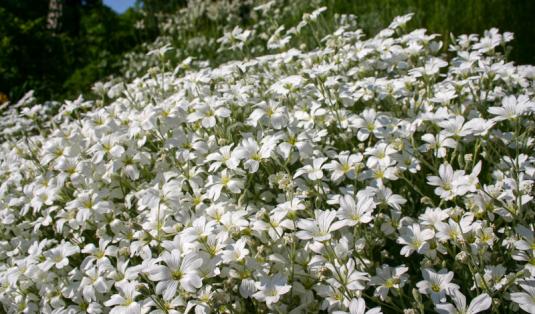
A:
0,0,146,102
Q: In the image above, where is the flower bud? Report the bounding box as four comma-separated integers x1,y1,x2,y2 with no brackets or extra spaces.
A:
455,251,469,263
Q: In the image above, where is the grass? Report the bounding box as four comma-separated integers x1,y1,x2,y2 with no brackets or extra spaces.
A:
324,0,534,64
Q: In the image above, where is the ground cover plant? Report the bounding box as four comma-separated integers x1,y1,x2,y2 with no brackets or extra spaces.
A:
0,1,534,313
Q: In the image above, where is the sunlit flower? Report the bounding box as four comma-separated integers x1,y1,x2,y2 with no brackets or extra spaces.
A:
40,242,79,271
417,268,459,304
397,224,435,257
104,280,143,314
148,250,203,299
252,273,291,306
296,210,346,242
294,157,328,181
510,281,535,314
370,264,409,301
436,290,491,314
489,95,534,121
336,194,375,226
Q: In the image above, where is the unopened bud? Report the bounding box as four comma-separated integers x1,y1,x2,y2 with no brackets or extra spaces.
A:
455,251,469,263
420,196,434,206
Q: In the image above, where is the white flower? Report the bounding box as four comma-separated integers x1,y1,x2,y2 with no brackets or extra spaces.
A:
388,12,414,28
351,109,382,141
205,144,239,171
417,268,459,304
370,264,409,301
436,290,492,314
437,116,494,138
420,133,457,158
253,211,294,240
410,57,448,77
147,43,173,57
296,210,346,242
267,26,292,50
40,242,79,271
435,215,473,242
222,238,249,263
182,216,217,241
234,137,276,173
274,198,305,216
324,152,363,181
270,75,305,96
40,137,72,165
306,6,327,22
474,265,507,291
514,225,535,252
326,259,369,291
430,87,457,104
489,95,534,121
240,278,257,298
294,157,328,180
397,223,435,257
332,298,382,314
361,162,399,187
89,134,125,164
336,194,375,226
79,266,112,301
148,250,203,299
419,207,449,229
221,210,249,234
207,169,244,201
364,143,397,169
217,26,252,51
427,163,469,200
373,186,406,210
104,280,142,314
510,281,535,314
252,273,291,306
187,100,231,128
66,191,111,223
315,284,350,311
81,238,115,269
248,101,288,129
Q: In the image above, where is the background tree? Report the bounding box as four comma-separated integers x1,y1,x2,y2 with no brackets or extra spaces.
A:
0,0,143,102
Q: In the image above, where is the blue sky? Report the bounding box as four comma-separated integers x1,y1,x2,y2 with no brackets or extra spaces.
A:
103,0,137,13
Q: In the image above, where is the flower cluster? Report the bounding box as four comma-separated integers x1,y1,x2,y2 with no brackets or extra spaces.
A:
119,0,337,82
1,3,534,314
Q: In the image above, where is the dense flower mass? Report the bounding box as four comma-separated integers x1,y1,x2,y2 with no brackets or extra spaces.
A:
0,1,535,313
